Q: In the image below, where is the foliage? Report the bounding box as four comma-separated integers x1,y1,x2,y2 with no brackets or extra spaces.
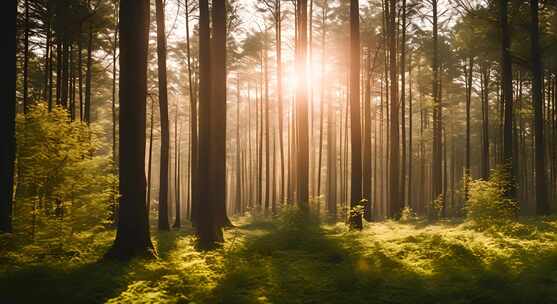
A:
465,169,519,227
427,195,444,221
13,103,116,247
400,206,417,222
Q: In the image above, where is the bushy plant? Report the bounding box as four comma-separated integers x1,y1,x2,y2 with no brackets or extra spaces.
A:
14,103,117,245
465,169,518,226
427,195,444,221
400,206,416,222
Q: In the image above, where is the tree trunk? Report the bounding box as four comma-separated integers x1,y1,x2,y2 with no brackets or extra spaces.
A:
155,0,171,231
209,0,230,228
500,0,515,199
84,26,93,123
295,0,310,210
388,0,401,218
349,0,363,229
530,0,549,215
363,45,373,221
23,0,30,113
184,0,198,225
0,0,16,233
275,0,285,206
105,0,155,260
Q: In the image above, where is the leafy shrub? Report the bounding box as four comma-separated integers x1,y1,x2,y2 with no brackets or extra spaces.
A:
400,206,417,222
465,169,518,226
427,195,444,221
14,103,116,246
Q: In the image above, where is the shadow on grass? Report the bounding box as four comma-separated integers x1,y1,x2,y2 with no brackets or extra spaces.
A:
0,259,134,304
210,216,557,304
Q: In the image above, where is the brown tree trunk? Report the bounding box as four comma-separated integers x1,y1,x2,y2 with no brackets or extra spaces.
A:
155,0,171,231
197,0,223,247
105,0,155,260
500,0,515,198
530,0,549,214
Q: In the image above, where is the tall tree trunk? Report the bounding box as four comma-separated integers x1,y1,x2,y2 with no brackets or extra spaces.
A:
431,0,443,217
388,0,401,218
84,26,93,123
264,34,270,214
349,0,362,229
275,0,285,206
210,0,231,228
235,75,242,215
112,0,119,224
400,0,407,209
184,0,198,225
500,0,515,198
147,99,155,215
317,3,327,209
295,0,310,210
197,0,223,247
0,0,17,233
465,56,473,202
363,45,373,221
23,0,30,113
530,0,548,214
105,0,155,260
173,105,182,228
481,66,490,180
155,0,171,231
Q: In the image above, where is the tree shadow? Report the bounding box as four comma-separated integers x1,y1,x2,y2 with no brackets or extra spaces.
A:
210,217,557,304
0,259,135,304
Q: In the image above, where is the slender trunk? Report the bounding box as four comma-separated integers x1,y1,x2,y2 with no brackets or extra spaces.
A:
155,0,171,231
23,0,30,113
500,0,515,198
388,0,401,218
295,0,310,209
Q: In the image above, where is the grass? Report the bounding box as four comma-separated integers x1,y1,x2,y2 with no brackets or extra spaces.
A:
1,213,557,303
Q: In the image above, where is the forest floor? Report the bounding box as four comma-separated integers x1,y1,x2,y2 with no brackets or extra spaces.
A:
2,213,557,304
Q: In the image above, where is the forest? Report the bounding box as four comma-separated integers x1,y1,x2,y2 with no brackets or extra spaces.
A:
2,0,557,303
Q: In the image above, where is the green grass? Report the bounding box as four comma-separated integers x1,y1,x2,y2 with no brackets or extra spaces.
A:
1,214,557,303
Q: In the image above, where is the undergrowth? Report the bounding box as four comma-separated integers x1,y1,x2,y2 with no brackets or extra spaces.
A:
1,213,556,303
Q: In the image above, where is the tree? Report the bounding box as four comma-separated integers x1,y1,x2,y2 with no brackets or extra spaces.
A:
197,0,224,248
349,0,363,230
0,0,17,233
155,0,171,231
388,0,401,219
530,0,548,215
499,0,514,199
296,0,310,209
210,0,231,228
105,0,155,260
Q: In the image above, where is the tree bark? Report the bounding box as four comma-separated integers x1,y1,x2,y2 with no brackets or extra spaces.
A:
0,0,17,233
155,0,171,231
349,0,362,229
105,0,155,260
530,0,549,215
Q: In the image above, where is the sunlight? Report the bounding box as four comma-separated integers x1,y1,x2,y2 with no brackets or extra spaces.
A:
285,61,324,97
